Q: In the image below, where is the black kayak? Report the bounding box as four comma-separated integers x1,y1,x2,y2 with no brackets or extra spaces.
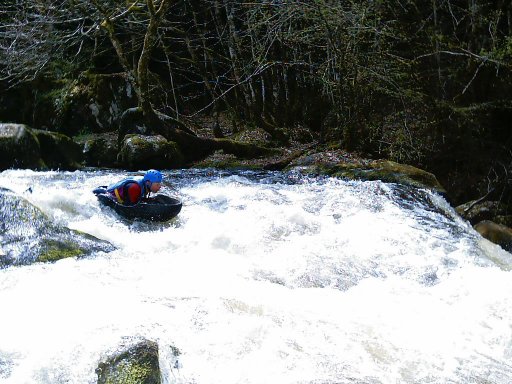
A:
93,186,182,221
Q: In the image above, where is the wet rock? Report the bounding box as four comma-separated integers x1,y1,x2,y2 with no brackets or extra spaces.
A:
0,123,44,170
33,129,83,170
118,134,184,170
96,340,161,384
474,220,512,253
79,132,120,168
340,159,445,193
0,188,115,268
287,151,445,193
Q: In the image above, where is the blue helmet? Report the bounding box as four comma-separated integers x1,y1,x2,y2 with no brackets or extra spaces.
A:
143,169,163,183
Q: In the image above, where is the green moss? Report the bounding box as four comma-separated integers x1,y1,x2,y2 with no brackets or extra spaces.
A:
193,151,263,170
97,341,161,384
73,132,96,143
39,240,84,262
128,136,153,152
329,160,446,192
287,155,445,193
40,79,75,111
101,360,155,384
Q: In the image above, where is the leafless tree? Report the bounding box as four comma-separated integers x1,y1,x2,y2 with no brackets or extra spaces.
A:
0,0,97,86
1,0,511,168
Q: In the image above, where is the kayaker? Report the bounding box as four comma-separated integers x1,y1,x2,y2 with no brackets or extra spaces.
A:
106,169,163,205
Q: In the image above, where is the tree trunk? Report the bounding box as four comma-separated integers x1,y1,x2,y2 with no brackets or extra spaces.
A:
99,18,141,102
137,0,171,118
221,0,252,116
98,0,273,162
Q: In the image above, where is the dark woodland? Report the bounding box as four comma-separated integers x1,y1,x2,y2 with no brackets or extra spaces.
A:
1,0,511,206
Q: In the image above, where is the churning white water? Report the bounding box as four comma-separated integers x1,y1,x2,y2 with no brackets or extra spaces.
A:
0,169,511,384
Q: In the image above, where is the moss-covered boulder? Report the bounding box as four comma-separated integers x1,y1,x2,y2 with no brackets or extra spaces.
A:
338,159,446,193
118,134,184,170
193,150,264,169
0,123,44,170
50,72,137,136
78,132,120,168
33,129,83,170
96,340,161,384
286,150,446,193
0,187,115,268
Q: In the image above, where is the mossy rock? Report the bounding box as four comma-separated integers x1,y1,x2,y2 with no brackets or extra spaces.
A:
287,151,446,193
96,340,161,384
0,187,115,268
78,132,120,168
50,72,136,136
0,123,45,170
333,160,446,193
38,239,88,262
33,129,83,170
193,150,269,170
118,134,185,170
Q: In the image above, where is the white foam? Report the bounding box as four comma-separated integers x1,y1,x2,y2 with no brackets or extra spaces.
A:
0,170,511,383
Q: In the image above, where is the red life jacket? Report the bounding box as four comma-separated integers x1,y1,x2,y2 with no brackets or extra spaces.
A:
106,177,148,204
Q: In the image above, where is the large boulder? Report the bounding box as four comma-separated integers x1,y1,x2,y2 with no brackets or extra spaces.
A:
118,134,185,170
79,133,120,168
0,73,137,135
286,150,446,193
33,129,83,170
474,220,512,253
96,340,161,384
337,159,445,193
0,188,115,268
0,123,44,170
52,72,137,136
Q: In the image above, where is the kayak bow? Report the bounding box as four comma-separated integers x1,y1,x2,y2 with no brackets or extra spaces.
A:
93,186,182,221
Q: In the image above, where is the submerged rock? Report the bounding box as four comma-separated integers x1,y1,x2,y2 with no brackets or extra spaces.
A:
96,340,161,384
0,187,115,268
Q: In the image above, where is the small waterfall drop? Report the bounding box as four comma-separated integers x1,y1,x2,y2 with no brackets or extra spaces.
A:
0,169,511,384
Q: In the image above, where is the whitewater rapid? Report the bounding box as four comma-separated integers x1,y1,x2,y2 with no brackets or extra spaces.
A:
0,169,511,383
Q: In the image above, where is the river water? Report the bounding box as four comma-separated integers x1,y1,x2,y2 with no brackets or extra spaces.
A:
0,169,511,384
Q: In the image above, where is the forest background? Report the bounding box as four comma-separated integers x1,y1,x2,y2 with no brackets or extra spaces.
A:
1,0,511,208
